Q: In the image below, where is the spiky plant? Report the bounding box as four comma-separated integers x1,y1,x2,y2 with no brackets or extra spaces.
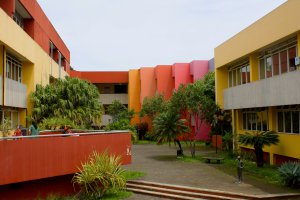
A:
239,131,279,167
278,162,300,188
72,151,126,198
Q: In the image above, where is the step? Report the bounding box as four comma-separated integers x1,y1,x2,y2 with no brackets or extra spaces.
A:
127,180,300,200
128,187,206,200
127,183,246,200
127,180,249,200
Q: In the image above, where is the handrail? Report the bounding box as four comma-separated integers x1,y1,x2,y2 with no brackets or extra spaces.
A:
0,130,130,140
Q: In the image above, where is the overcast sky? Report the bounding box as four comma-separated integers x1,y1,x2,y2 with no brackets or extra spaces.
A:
37,0,287,71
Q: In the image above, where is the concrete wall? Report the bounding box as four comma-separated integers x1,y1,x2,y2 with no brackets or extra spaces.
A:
224,70,300,110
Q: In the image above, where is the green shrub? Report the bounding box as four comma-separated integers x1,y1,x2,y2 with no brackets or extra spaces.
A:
222,131,233,151
72,151,126,199
278,162,300,188
105,119,137,142
39,117,81,130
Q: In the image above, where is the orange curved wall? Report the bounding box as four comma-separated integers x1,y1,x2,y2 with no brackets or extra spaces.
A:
70,70,128,83
155,65,173,100
140,67,156,104
129,69,141,124
172,63,193,90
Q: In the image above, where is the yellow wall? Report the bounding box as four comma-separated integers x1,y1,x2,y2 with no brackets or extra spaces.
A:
0,9,68,126
215,1,300,68
128,69,141,125
215,67,228,109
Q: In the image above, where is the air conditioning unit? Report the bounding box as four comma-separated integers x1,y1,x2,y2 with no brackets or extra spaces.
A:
295,57,300,66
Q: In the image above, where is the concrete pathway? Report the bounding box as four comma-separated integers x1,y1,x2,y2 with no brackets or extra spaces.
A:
124,143,295,199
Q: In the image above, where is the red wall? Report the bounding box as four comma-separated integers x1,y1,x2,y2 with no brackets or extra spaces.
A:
19,0,70,63
0,0,14,17
155,65,173,100
172,63,193,90
190,60,209,81
70,70,129,83
0,132,131,186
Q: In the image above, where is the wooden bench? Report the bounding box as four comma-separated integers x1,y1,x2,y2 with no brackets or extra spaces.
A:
203,157,224,164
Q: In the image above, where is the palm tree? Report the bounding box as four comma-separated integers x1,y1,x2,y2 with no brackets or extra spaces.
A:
153,110,190,156
239,131,279,167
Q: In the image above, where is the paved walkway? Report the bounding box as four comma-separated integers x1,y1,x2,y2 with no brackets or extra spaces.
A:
124,143,295,199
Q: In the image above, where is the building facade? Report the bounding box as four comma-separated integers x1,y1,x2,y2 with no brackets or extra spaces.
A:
0,0,70,128
215,0,300,165
72,60,213,141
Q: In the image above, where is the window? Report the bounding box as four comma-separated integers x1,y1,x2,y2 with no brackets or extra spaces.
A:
6,54,22,82
259,38,297,79
277,106,300,134
13,11,24,29
242,108,268,131
228,62,250,87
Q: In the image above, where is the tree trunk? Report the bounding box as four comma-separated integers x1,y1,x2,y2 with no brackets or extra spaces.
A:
254,146,264,167
175,139,183,156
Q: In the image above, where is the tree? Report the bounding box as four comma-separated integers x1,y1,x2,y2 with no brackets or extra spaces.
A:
107,100,134,122
140,93,166,120
185,72,218,157
239,131,279,167
31,77,103,128
153,109,190,155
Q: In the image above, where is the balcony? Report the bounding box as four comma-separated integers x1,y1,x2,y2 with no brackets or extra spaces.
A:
100,93,128,105
223,70,300,110
0,131,132,186
5,78,27,108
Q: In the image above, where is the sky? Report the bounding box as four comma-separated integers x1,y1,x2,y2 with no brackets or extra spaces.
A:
37,0,287,71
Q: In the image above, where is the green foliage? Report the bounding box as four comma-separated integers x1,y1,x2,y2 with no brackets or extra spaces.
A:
278,162,300,188
153,110,189,153
72,151,126,199
105,119,137,142
222,131,233,151
1,118,12,137
107,100,134,122
239,131,279,167
140,93,166,119
122,170,146,181
169,84,188,114
39,117,81,130
31,77,103,128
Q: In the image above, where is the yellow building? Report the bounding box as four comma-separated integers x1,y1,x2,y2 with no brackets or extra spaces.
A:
0,0,70,128
215,0,300,165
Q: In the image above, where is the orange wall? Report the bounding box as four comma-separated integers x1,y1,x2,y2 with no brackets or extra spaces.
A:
70,70,129,83
140,67,156,104
128,69,141,124
0,132,131,185
155,65,173,100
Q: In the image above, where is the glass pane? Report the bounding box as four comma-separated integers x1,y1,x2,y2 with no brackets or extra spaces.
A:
266,56,272,78
277,112,283,132
12,63,15,81
273,53,279,76
262,110,268,131
6,62,10,78
292,111,299,134
247,113,251,130
19,67,22,82
243,113,246,129
251,113,257,130
288,46,296,72
259,59,265,79
285,112,291,133
229,71,232,87
246,65,250,83
12,112,18,128
233,69,236,86
241,66,246,84
236,69,241,85
280,50,287,74
257,112,262,131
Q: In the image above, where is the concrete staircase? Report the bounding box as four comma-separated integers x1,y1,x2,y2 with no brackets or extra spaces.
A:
126,180,300,200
